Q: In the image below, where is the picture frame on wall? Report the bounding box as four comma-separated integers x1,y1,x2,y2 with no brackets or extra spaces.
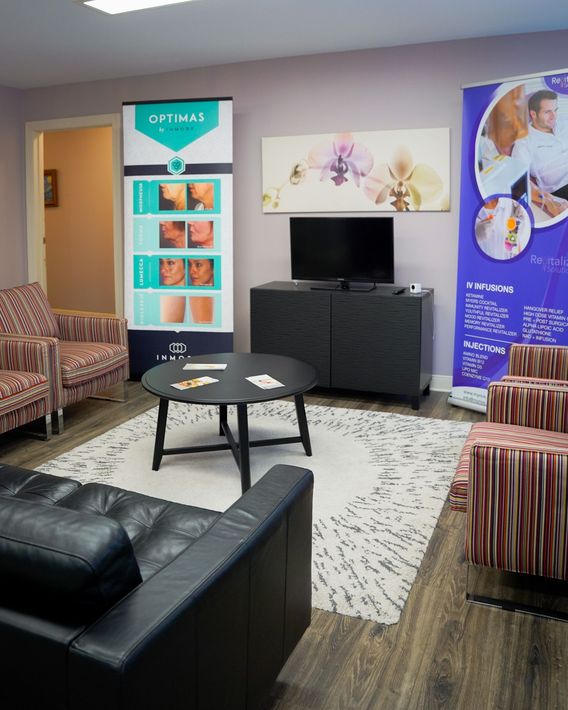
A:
44,169,58,207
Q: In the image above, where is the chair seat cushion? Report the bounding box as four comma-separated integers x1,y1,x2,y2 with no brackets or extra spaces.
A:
0,282,60,338
59,341,129,387
60,483,221,580
0,370,49,416
450,421,568,512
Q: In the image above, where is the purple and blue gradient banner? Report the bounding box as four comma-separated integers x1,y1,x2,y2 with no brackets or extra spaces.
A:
450,70,568,411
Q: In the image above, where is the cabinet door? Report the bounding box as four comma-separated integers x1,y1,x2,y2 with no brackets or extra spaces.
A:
331,293,421,395
251,289,331,386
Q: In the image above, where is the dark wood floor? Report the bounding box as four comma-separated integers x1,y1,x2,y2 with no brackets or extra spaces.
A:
1,384,566,709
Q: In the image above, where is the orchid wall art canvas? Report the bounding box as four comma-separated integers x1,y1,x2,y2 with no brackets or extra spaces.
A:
262,127,450,213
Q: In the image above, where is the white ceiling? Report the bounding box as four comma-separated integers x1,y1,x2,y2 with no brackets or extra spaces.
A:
1,0,568,89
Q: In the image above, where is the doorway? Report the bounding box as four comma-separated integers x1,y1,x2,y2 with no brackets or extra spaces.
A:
25,114,123,315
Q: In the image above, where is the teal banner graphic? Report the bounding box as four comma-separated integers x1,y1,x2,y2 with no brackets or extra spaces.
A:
135,101,220,151
123,97,233,377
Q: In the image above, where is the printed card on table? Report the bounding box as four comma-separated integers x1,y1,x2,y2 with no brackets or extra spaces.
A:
246,374,285,390
171,376,218,390
183,363,227,371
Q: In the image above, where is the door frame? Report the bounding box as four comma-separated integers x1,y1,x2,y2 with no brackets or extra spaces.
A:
25,113,124,315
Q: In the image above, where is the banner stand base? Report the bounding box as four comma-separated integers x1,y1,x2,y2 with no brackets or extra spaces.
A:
447,396,487,414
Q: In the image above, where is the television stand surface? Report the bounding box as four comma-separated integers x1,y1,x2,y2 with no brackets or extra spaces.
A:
250,281,433,409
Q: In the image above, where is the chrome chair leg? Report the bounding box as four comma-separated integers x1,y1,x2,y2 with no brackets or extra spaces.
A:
44,413,52,441
56,408,64,435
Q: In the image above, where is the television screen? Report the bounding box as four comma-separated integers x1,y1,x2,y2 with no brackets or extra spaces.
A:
290,217,394,285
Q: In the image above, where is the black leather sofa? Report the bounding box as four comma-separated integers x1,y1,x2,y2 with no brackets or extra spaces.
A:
0,462,313,710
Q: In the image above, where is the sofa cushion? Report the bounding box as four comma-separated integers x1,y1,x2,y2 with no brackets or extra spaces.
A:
0,497,142,620
0,464,80,504
450,421,568,512
0,370,49,416
61,483,221,580
0,282,60,338
58,341,129,387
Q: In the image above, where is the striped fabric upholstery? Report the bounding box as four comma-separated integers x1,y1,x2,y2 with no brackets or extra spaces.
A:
0,370,49,434
465,443,568,580
62,367,129,407
0,371,49,416
59,342,129,387
508,343,568,381
0,400,49,435
487,381,568,433
56,313,128,346
0,282,60,338
0,333,62,412
0,284,129,416
450,421,568,512
502,375,568,389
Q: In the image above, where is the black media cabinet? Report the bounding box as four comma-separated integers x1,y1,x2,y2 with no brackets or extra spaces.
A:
250,281,433,409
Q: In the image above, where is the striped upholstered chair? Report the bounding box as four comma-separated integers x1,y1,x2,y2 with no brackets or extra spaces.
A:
0,369,51,438
0,282,129,432
450,345,568,611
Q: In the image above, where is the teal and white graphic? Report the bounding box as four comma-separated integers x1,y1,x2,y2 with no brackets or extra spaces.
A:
133,217,221,251
133,255,222,290
135,101,220,151
167,156,186,175
133,179,221,215
123,97,233,376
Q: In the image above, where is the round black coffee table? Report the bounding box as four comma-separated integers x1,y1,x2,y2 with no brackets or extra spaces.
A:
141,352,317,492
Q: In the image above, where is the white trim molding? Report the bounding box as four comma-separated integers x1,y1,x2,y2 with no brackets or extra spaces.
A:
430,374,453,392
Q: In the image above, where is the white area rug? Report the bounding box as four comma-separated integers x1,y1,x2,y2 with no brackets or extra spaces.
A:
38,402,471,625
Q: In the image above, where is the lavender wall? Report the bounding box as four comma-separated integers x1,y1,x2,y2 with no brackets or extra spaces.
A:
19,29,568,379
0,86,26,288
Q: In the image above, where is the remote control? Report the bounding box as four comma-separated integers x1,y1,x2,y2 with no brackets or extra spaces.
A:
392,288,405,295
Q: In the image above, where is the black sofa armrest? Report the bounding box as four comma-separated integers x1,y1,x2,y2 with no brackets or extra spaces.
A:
68,464,314,710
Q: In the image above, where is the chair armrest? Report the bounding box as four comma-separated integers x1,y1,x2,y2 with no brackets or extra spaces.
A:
487,380,568,433
466,442,568,579
0,334,62,410
67,464,314,710
55,313,128,346
508,343,568,380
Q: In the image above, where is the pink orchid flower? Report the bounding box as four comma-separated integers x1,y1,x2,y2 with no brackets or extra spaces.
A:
308,132,373,187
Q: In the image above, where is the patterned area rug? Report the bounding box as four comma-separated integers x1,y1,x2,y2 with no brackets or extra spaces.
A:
38,402,471,625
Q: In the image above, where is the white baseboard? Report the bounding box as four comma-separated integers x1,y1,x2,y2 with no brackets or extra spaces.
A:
430,375,452,392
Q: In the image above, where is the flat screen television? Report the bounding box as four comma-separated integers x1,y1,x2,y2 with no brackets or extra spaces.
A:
290,216,394,289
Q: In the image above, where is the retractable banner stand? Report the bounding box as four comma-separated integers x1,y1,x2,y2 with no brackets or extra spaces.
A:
123,98,233,378
449,70,568,412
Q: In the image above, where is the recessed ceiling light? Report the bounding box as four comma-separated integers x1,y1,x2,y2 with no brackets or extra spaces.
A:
78,0,194,15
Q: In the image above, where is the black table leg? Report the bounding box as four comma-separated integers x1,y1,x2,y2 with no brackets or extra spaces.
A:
294,394,312,456
219,404,228,436
237,403,251,493
152,398,169,470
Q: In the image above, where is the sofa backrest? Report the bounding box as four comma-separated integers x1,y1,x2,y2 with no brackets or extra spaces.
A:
0,497,142,621
0,282,60,338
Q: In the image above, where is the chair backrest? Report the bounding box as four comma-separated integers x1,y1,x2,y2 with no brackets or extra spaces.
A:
508,343,568,382
0,282,60,338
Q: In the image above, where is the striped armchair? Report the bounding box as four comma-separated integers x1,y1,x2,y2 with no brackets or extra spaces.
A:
0,368,51,439
450,344,568,589
0,283,129,432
